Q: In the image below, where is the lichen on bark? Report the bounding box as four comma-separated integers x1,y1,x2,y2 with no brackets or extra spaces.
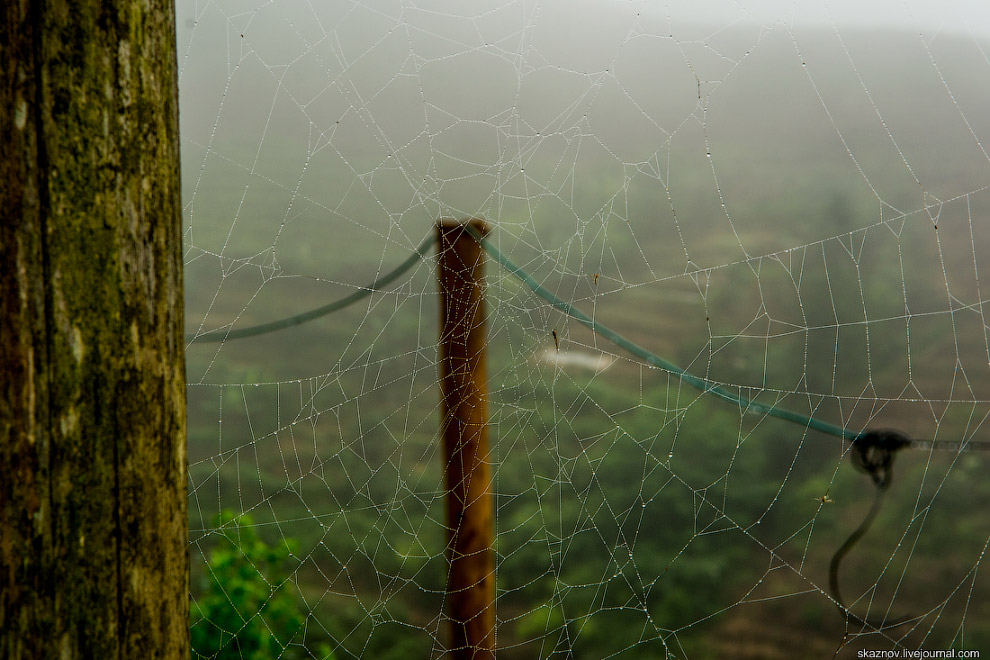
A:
1,2,188,658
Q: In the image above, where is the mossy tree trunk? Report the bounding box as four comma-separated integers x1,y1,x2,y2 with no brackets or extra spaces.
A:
0,2,188,658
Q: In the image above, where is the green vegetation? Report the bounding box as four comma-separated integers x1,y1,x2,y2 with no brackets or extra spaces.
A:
191,511,335,660
183,27,990,659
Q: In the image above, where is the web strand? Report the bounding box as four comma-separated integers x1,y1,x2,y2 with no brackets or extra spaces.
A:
180,3,990,658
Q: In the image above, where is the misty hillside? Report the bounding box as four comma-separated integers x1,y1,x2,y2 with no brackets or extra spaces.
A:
180,14,990,387
178,8,990,269
179,6,990,658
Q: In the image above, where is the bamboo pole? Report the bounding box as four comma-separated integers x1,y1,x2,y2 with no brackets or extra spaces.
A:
437,219,496,659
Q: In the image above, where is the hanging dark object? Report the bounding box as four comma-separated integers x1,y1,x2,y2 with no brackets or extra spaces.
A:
829,429,914,631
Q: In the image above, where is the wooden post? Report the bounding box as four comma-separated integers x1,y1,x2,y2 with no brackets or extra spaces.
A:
0,2,187,658
437,219,496,659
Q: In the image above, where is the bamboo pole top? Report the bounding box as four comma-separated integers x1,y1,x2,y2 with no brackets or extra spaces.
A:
438,217,490,236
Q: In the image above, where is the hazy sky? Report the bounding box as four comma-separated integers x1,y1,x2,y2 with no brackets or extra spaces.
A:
657,0,990,36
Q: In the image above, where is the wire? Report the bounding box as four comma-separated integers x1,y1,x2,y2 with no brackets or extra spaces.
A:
185,222,990,453
463,223,856,441
186,235,435,344
828,430,915,631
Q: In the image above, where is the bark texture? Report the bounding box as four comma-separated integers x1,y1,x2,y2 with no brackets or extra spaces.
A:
0,1,188,658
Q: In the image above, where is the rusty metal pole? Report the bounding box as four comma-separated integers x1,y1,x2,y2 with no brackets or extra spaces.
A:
437,218,495,659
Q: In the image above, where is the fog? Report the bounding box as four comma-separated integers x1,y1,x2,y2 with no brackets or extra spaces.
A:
176,0,990,300
659,0,990,36
177,2,990,658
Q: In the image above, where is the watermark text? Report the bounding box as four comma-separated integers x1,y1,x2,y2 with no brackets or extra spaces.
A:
858,651,980,659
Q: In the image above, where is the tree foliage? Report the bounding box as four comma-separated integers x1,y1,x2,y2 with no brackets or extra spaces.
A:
191,511,334,660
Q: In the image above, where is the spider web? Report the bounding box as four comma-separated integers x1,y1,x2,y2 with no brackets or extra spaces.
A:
178,1,990,657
